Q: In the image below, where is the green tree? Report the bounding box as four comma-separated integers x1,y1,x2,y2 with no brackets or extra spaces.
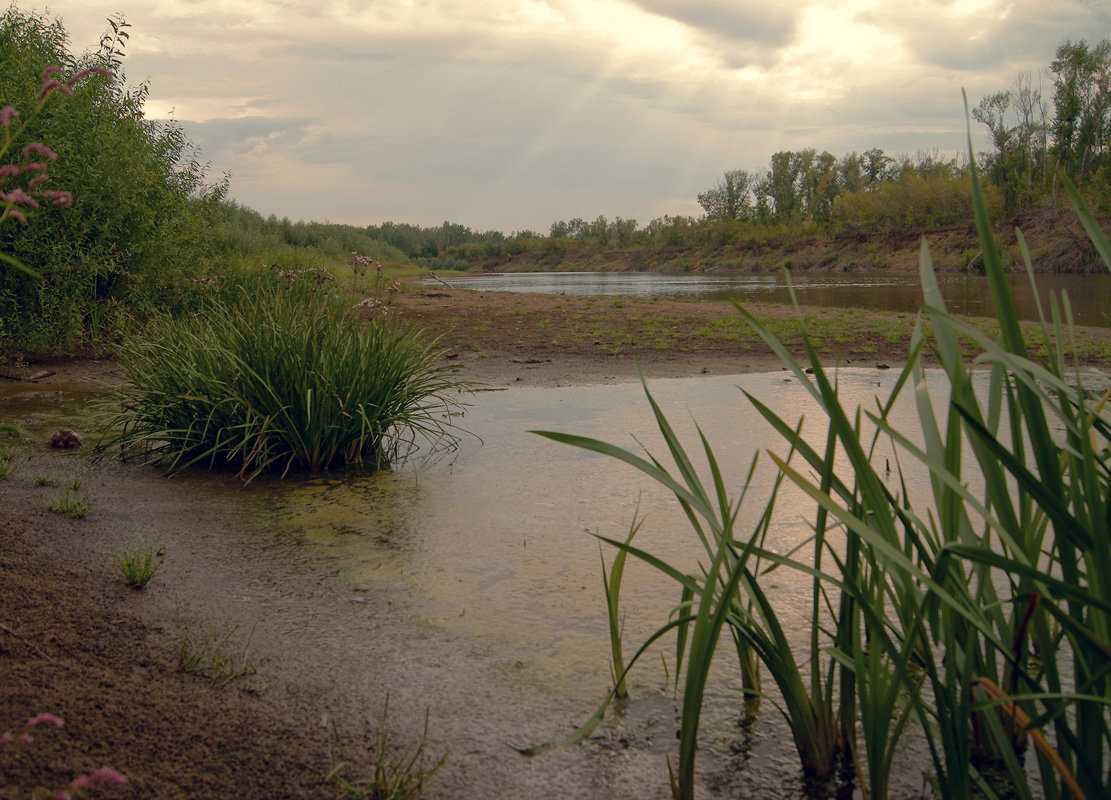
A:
696,169,753,221
1050,38,1111,180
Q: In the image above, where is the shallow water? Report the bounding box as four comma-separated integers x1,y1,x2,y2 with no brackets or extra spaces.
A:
262,367,1001,797
427,271,1111,327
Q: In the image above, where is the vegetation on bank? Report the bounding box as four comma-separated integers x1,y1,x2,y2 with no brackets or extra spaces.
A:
534,148,1111,798
95,268,465,480
2,7,1108,358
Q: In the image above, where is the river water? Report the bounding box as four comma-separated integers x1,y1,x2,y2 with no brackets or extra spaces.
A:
427,271,1111,327
264,367,1029,798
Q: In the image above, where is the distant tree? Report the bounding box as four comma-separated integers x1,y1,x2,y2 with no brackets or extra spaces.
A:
1050,38,1111,180
696,169,753,220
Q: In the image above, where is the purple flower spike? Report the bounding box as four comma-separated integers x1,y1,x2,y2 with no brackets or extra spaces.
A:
21,143,58,161
67,67,115,87
3,188,41,209
87,767,128,785
28,174,49,190
1,209,29,226
42,190,73,207
41,65,64,83
0,164,18,180
25,713,65,728
0,106,18,128
38,81,74,100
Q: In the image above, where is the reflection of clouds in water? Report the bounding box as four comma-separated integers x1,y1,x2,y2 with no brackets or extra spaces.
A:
261,369,988,676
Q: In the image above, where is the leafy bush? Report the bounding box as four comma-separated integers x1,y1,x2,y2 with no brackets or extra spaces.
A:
0,9,223,355
96,270,466,480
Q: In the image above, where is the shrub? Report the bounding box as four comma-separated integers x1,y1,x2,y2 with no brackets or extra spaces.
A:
96,270,466,480
0,9,223,355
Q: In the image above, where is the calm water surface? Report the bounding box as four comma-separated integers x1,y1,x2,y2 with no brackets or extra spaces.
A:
267,368,1044,798
427,271,1111,326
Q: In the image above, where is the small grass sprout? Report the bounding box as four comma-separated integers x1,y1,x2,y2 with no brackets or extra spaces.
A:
330,696,445,800
174,626,256,685
0,460,12,480
33,474,57,486
47,492,90,518
111,542,164,588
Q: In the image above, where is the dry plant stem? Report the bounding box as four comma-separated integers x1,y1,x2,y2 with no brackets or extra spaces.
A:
0,622,55,662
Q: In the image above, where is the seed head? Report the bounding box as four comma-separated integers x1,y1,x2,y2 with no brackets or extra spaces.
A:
0,106,18,128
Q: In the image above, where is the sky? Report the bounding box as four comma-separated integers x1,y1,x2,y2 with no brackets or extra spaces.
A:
24,0,1111,233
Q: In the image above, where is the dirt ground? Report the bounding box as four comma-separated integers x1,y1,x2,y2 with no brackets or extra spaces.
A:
383,288,920,387
1,287,1107,799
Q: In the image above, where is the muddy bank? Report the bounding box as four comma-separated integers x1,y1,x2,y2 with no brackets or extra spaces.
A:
0,362,677,799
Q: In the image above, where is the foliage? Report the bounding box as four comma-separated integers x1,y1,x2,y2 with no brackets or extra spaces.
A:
95,268,467,481
0,8,224,355
110,542,164,589
533,130,1111,798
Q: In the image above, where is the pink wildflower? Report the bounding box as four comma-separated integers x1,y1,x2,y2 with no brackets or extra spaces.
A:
1,208,28,226
41,65,64,83
2,188,40,208
42,190,73,207
23,162,49,173
20,732,32,743
87,767,128,785
28,174,49,190
0,731,12,743
21,142,58,161
71,776,89,789
38,81,73,100
0,164,18,180
67,67,114,87
25,713,64,728
0,106,17,128
54,792,72,800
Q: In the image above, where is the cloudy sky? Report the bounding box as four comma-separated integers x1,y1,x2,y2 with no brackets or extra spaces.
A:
28,0,1111,233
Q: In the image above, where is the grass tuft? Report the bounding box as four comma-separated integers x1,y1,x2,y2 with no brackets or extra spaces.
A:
96,272,468,481
329,696,445,800
47,492,90,519
111,542,164,589
174,626,256,685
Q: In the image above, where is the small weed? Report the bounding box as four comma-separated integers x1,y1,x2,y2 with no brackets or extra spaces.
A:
0,444,16,460
47,493,90,519
111,542,165,589
0,423,23,437
33,475,58,486
71,477,82,491
330,696,445,800
175,626,256,685
0,461,12,481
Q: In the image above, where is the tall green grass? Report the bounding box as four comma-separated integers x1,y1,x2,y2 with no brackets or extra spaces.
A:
96,270,466,479
534,121,1111,799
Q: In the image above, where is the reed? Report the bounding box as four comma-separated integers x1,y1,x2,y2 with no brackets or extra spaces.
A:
535,110,1110,799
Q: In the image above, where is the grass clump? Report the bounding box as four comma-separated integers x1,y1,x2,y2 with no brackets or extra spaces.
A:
33,475,57,486
330,697,445,800
97,272,467,480
174,626,255,685
111,542,164,589
47,492,90,518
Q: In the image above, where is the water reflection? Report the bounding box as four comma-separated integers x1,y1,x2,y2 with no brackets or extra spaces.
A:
266,368,1007,797
426,271,1111,326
